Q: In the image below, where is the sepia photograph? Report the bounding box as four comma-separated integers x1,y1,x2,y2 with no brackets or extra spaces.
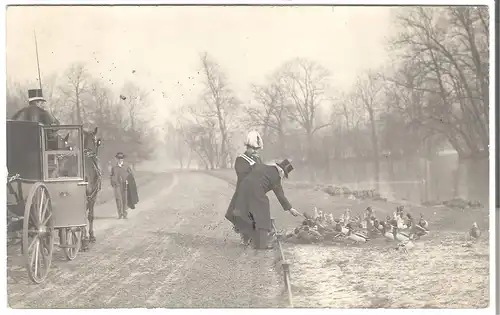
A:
3,2,495,311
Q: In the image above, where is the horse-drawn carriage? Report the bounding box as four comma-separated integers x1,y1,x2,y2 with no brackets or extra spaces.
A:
6,120,96,284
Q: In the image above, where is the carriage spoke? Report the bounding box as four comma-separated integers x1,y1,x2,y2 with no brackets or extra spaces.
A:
38,190,45,223
32,240,40,277
30,205,40,226
41,211,52,227
36,237,49,279
40,236,50,257
28,234,39,252
40,195,50,226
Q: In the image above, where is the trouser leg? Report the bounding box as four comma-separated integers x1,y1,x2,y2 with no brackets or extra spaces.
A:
122,196,128,218
253,228,272,249
115,197,123,218
233,216,253,244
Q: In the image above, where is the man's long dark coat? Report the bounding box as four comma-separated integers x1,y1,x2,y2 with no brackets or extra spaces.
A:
232,163,293,234
127,172,139,209
225,153,262,225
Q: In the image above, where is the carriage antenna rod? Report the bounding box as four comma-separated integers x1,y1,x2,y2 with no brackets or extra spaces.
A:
34,29,43,90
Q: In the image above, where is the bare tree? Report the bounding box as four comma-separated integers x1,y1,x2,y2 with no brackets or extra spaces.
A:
6,80,29,117
60,63,89,124
246,74,290,159
353,71,385,191
278,58,332,179
388,6,489,200
177,115,218,170
391,7,488,157
164,120,192,169
192,52,241,168
120,81,151,132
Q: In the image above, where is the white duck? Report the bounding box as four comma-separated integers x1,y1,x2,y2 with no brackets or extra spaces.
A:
344,208,351,223
469,222,481,240
313,207,320,220
328,213,335,224
418,214,429,229
382,223,396,241
345,224,369,244
393,226,411,242
334,220,349,235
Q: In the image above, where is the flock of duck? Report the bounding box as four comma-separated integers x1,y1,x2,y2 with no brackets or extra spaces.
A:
282,205,482,253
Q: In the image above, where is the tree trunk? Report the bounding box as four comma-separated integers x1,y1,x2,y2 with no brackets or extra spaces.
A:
278,130,286,158
307,132,316,182
453,155,468,200
388,153,397,201
368,109,380,192
75,87,82,124
186,150,192,169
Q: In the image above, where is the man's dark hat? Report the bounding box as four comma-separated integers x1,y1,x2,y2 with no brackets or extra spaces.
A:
28,89,46,103
115,152,126,159
277,159,294,178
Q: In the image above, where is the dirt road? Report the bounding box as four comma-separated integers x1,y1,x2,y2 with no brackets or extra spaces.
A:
7,172,286,308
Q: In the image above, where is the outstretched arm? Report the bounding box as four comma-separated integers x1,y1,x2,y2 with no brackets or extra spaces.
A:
272,183,292,211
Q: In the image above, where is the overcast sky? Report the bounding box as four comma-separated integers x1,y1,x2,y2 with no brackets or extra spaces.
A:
6,5,395,128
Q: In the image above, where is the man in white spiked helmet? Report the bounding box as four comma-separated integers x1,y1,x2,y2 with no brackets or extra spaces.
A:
225,130,264,245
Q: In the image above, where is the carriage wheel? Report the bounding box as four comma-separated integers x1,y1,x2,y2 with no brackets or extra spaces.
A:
22,182,55,284
60,227,82,261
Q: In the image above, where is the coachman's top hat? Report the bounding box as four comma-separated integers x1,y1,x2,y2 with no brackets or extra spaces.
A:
28,89,46,103
277,159,294,178
115,152,126,159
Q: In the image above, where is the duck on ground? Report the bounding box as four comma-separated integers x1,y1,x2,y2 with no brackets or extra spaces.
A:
469,222,481,240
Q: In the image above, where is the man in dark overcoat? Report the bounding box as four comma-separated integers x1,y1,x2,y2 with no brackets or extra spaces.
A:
225,130,264,245
232,159,301,249
11,89,59,125
110,152,134,219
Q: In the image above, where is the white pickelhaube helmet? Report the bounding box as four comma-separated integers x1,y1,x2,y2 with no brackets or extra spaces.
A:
244,130,263,149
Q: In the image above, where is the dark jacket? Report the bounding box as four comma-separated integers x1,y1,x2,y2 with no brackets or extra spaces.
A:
110,163,131,189
11,105,59,125
225,152,262,224
127,172,139,209
233,163,292,232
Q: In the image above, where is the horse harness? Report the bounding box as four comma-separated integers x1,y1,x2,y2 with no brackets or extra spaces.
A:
84,148,102,202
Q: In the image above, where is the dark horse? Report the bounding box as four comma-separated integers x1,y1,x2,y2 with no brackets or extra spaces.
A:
80,127,103,251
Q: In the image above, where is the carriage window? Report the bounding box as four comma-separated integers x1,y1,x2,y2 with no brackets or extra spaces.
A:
43,128,81,152
43,127,83,179
46,151,80,179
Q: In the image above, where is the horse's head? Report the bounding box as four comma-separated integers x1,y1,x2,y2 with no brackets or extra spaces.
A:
59,133,73,151
46,131,72,151
83,127,102,154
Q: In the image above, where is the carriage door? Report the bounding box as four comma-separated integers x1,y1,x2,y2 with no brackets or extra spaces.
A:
42,126,87,228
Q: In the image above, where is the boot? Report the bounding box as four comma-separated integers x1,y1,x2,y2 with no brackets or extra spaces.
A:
240,233,251,246
253,229,274,250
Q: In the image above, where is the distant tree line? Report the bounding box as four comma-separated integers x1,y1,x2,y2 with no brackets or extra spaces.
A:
7,63,158,171
164,7,489,202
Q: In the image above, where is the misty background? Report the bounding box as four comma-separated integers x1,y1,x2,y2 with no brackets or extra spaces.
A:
6,5,490,206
